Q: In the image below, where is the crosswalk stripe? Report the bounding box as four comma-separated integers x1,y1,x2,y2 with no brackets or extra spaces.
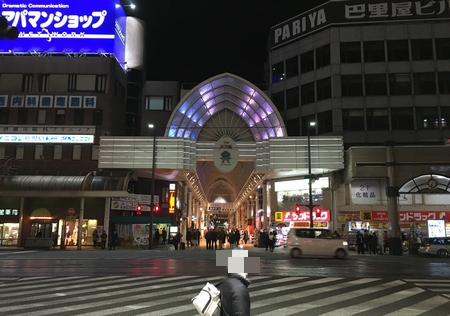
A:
384,294,450,316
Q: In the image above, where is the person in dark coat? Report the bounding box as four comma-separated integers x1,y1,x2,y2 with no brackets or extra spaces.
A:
356,231,365,254
109,230,118,250
220,273,251,316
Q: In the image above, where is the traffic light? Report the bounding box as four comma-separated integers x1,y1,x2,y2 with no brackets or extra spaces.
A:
153,205,160,212
295,204,300,213
136,204,142,215
315,207,321,217
0,16,19,40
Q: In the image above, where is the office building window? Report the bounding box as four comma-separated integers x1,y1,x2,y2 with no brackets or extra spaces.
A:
37,109,46,125
48,74,69,93
34,145,44,160
340,42,361,63
286,87,299,109
316,77,331,101
286,118,300,136
300,50,314,73
438,72,450,94
73,145,81,160
0,109,8,124
39,74,50,92
0,74,22,92
365,74,387,95
411,39,433,60
416,107,439,129
315,44,330,69
22,74,33,92
272,91,284,112
341,75,363,96
441,106,450,129
317,110,333,133
15,145,24,160
413,72,436,95
343,109,364,131
367,108,389,130
285,56,299,78
93,109,103,125
389,73,411,95
18,108,28,125
363,41,385,62
74,109,84,125
301,82,315,105
96,75,107,92
387,40,409,61
54,145,62,160
436,38,450,59
55,109,65,125
68,74,96,92
391,107,414,130
145,96,173,111
272,62,285,83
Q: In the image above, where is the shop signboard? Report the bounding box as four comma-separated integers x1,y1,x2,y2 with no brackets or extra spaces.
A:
427,220,446,238
274,210,330,222
399,211,447,223
338,210,361,222
446,223,450,237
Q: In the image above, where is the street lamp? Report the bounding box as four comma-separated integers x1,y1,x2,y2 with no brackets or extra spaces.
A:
148,124,156,249
307,121,316,229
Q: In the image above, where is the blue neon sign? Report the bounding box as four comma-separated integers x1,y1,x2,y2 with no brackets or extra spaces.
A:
0,0,126,66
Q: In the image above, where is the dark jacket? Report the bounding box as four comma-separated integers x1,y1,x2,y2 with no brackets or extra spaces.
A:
221,273,251,316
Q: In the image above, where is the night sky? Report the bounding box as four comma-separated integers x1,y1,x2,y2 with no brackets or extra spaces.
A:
128,0,328,84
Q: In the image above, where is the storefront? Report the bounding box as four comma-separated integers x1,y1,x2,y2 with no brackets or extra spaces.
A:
0,207,20,246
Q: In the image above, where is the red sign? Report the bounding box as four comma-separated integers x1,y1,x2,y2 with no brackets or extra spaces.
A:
370,211,389,222
277,210,330,222
399,211,447,223
338,210,361,221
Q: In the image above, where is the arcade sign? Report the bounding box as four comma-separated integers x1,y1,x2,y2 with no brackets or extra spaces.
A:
0,0,126,67
274,210,330,222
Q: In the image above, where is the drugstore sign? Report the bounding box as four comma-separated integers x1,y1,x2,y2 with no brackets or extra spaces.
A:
274,210,330,222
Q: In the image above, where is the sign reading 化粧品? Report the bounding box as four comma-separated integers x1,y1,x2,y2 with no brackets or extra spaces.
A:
270,0,450,49
0,0,126,66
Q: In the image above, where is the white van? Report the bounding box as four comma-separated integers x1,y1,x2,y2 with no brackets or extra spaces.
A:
285,228,348,259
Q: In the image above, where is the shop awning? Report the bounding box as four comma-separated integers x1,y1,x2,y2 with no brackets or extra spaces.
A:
110,216,172,224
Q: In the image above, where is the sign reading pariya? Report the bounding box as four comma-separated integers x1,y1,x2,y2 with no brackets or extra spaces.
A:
274,210,330,222
0,0,127,67
213,136,238,173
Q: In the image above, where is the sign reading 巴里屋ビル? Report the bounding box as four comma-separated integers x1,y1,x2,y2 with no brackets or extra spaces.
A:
0,0,126,66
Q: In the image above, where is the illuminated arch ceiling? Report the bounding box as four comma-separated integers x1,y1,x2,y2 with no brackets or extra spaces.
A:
166,73,287,203
167,73,286,141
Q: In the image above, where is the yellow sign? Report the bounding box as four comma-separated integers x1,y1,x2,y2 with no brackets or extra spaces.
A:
275,212,283,222
361,211,372,221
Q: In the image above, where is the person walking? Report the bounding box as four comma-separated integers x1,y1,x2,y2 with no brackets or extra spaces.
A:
356,231,365,254
162,228,167,245
52,231,59,249
192,229,200,250
234,229,240,247
372,232,378,254
109,229,118,250
220,273,251,316
268,231,275,252
205,229,212,250
92,229,99,248
243,231,249,244
383,231,390,253
100,230,108,249
217,228,224,250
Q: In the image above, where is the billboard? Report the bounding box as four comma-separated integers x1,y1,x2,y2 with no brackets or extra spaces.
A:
0,0,126,67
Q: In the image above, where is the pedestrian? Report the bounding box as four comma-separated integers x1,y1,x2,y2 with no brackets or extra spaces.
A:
174,231,182,250
100,230,107,249
92,228,99,248
155,229,160,246
205,229,212,250
217,228,224,250
243,231,249,244
234,229,240,247
186,229,192,248
356,231,365,254
263,229,269,251
109,229,118,250
228,231,234,249
333,230,341,239
192,229,200,250
52,231,59,249
268,231,275,252
162,228,167,244
372,232,378,254
220,273,251,316
383,231,390,253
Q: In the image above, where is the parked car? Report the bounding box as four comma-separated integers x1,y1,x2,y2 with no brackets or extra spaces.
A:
418,237,450,257
285,228,348,259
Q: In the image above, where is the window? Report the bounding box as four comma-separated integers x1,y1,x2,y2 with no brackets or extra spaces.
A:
411,39,433,60
73,145,81,160
387,40,409,61
301,82,315,105
0,74,22,92
286,87,299,109
391,107,414,130
54,145,62,160
315,44,330,69
272,62,284,83
317,110,333,133
34,145,44,160
416,107,439,129
316,77,331,101
145,96,173,111
366,108,389,130
0,109,8,124
365,74,387,95
389,74,411,95
343,109,364,131
68,74,96,92
363,41,385,62
74,109,84,125
441,106,450,129
272,91,284,112
300,50,314,73
48,74,69,92
286,118,300,136
15,145,24,160
438,72,450,94
37,109,46,125
18,108,28,125
413,72,436,95
340,42,361,63
436,39,450,59
285,56,299,78
93,109,103,125
39,74,49,92
55,109,65,125
22,74,33,92
341,75,363,96
96,75,107,92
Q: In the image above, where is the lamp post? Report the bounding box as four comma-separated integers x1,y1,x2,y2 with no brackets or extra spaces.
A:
307,121,316,229
148,124,156,249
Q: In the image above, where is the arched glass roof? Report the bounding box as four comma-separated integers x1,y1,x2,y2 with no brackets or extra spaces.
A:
166,73,287,140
